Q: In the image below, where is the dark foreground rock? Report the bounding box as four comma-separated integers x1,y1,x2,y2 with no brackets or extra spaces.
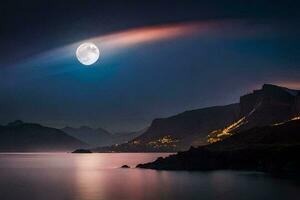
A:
137,119,300,174
72,149,92,153
137,144,300,173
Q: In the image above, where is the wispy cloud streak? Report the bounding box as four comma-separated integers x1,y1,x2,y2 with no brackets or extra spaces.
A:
15,19,276,67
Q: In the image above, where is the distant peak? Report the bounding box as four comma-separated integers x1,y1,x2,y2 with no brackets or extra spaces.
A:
262,83,299,96
7,120,24,126
262,84,282,90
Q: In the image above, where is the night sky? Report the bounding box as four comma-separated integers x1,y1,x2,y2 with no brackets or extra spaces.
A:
1,0,299,132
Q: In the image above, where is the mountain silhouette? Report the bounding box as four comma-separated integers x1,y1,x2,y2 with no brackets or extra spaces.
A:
92,84,300,152
0,121,86,152
62,126,113,147
137,118,300,173
62,126,144,147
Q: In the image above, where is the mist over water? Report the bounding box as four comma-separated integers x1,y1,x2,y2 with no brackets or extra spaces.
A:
0,153,299,200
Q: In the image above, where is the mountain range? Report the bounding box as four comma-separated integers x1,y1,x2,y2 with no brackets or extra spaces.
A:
92,84,300,152
61,126,113,147
0,120,86,152
1,84,299,153
61,126,143,147
0,120,144,152
137,117,300,173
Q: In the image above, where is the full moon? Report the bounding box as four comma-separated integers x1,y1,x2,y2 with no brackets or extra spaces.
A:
76,42,100,65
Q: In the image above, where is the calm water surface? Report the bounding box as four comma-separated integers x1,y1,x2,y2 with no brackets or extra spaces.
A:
0,153,299,200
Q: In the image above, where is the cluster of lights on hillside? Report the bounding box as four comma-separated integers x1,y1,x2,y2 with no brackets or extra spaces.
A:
207,103,263,144
272,116,300,126
130,135,179,148
208,115,300,144
207,116,247,144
